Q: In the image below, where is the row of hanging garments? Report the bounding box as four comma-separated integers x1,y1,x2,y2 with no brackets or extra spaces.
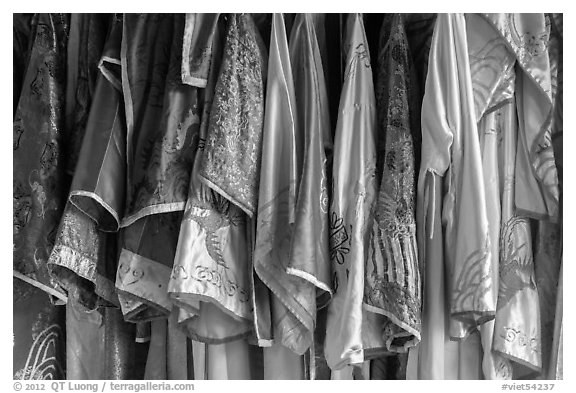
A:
13,13,562,380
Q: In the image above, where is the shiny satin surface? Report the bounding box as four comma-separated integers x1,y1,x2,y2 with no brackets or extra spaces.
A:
324,13,387,370
13,13,70,301
69,16,126,233
254,13,332,356
199,14,267,217
419,13,495,335
365,13,421,352
121,14,198,227
493,99,542,375
466,13,517,379
48,14,118,309
48,201,118,309
182,13,220,88
252,13,299,349
168,17,254,343
65,14,109,175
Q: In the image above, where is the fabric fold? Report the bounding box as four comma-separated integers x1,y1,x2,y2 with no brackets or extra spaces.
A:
365,13,421,353
324,13,388,370
418,13,495,337
199,13,268,217
168,15,254,343
13,13,71,301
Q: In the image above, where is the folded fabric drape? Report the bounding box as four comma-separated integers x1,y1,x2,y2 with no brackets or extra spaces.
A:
13,12,562,381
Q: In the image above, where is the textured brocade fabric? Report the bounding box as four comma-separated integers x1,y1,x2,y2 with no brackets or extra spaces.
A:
47,15,120,309
199,13,268,217
121,14,199,227
13,13,70,300
364,14,421,353
252,13,300,352
324,13,388,370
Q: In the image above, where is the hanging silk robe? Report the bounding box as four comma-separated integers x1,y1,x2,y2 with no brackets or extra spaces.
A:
479,13,561,378
169,15,254,343
115,14,200,321
482,14,559,222
420,13,495,338
254,12,332,361
409,13,491,380
14,13,70,300
65,298,105,379
494,96,541,377
48,14,119,310
199,14,267,217
365,13,421,353
15,38,77,370
252,13,303,378
324,13,389,370
181,13,220,88
49,15,124,309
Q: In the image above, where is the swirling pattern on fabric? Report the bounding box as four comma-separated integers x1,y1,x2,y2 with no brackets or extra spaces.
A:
47,15,121,310
418,13,495,338
482,13,558,221
181,13,220,88
364,14,421,353
65,14,110,175
199,13,267,217
121,14,199,227
13,13,70,301
493,98,542,376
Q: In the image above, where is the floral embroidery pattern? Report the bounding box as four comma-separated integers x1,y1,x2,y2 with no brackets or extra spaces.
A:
329,212,351,266
199,13,267,216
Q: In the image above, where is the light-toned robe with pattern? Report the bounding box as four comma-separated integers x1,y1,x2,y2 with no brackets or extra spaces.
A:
324,13,389,370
